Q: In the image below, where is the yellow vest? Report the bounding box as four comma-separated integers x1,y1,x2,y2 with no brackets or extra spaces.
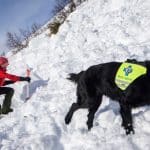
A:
115,63,147,90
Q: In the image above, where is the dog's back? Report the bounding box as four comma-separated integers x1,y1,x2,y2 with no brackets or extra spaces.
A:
77,62,123,100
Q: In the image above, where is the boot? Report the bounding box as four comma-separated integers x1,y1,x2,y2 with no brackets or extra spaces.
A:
2,88,14,114
0,105,1,115
1,107,13,114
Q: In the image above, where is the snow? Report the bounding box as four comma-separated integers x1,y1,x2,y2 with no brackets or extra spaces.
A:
1,0,150,149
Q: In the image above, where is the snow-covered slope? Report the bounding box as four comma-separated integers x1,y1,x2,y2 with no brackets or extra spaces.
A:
1,0,150,149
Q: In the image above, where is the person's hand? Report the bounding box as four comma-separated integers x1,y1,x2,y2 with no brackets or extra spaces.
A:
24,77,31,82
20,77,31,82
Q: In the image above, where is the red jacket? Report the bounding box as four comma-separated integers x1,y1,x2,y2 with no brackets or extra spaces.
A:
0,67,20,86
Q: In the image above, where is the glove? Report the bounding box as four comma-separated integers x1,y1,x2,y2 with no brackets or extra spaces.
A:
20,77,31,82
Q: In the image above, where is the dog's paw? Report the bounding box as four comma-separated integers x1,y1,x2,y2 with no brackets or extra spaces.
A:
125,124,135,135
125,128,135,135
87,121,93,131
65,114,71,124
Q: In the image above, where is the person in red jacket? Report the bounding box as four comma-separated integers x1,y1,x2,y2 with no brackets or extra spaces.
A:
0,56,31,114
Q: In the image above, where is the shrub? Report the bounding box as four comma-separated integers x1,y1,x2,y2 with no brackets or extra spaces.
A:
6,32,27,52
48,22,61,34
6,23,41,53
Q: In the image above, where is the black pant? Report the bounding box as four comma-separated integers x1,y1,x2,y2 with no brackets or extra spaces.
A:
0,87,14,110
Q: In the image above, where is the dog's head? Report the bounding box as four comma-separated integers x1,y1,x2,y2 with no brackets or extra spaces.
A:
145,61,150,70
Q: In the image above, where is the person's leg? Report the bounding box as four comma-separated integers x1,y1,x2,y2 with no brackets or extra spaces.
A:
0,87,14,114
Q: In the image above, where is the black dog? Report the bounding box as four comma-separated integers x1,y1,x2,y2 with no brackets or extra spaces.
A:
65,59,150,134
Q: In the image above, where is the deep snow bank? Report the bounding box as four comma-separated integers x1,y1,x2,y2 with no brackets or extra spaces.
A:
0,0,150,149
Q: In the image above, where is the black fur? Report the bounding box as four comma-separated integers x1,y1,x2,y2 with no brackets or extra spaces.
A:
65,59,150,135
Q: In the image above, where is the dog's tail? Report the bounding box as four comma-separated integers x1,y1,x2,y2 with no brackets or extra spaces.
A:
67,71,84,83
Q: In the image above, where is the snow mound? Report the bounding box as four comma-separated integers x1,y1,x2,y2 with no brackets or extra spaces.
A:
1,0,150,149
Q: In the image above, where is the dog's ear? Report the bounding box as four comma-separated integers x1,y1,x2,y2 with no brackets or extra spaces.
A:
145,61,150,69
126,59,137,63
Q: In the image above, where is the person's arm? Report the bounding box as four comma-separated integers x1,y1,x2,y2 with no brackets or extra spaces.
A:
3,77,31,86
0,71,20,82
0,71,31,84
19,77,31,82
3,80,15,85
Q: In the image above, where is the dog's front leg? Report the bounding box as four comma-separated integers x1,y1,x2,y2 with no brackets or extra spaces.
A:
87,108,96,130
119,103,134,135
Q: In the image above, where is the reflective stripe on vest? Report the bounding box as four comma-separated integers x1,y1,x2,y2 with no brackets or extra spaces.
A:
115,62,147,90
